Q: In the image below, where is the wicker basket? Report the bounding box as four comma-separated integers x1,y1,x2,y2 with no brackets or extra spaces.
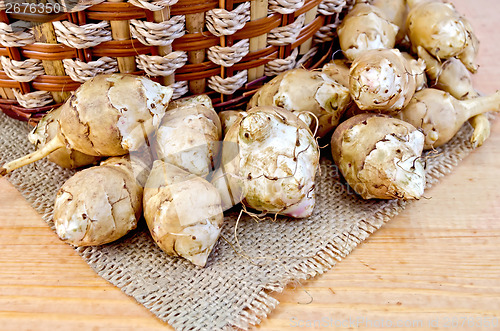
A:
0,0,352,122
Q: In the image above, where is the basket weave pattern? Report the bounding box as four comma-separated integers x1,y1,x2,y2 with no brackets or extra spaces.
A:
0,0,351,121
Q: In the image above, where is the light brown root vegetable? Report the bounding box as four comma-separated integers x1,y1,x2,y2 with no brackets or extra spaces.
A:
247,74,284,110
143,160,223,267
349,49,425,115
331,113,426,200
218,110,247,136
406,1,479,72
248,68,351,137
53,156,144,247
371,0,408,43
401,52,427,92
337,3,399,62
28,107,100,169
417,46,489,147
212,106,320,218
0,74,173,176
154,95,221,178
398,88,500,149
321,59,350,87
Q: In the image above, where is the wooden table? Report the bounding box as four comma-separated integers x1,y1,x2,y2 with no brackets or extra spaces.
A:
1,1,499,329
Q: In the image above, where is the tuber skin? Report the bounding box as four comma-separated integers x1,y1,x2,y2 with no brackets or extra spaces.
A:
331,113,426,200
406,1,479,72
53,156,144,247
212,106,320,218
248,68,351,137
371,0,408,43
28,107,100,169
218,110,247,136
321,59,350,88
337,3,399,62
398,88,500,149
143,160,224,267
349,49,425,115
417,46,490,146
0,74,173,176
154,95,222,178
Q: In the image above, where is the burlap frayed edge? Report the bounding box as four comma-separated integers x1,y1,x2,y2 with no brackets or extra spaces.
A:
225,123,482,330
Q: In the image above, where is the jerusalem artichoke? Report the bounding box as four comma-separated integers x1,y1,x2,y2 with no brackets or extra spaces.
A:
417,46,490,146
1,74,173,176
143,160,223,267
28,107,100,169
53,156,144,247
213,106,320,218
331,113,426,200
398,88,500,149
349,49,425,114
154,95,222,178
248,68,350,137
337,3,399,61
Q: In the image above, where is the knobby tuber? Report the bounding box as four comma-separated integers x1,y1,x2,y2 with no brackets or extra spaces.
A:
398,88,500,149
248,68,351,137
28,107,100,169
154,95,222,178
1,74,173,176
349,49,425,114
143,160,224,267
218,110,247,136
53,156,144,247
371,0,408,43
337,2,399,61
417,46,490,146
406,0,479,72
331,113,426,200
212,106,320,218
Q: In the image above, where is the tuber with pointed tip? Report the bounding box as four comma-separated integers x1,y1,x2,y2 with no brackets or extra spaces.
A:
0,74,173,176
154,95,222,178
331,113,426,200
398,88,500,149
349,49,425,115
143,160,224,267
212,106,320,218
406,1,479,72
28,107,100,169
53,156,145,247
417,46,490,146
337,2,399,61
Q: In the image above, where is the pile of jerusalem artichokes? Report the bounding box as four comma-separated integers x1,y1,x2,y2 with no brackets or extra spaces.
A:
1,0,499,267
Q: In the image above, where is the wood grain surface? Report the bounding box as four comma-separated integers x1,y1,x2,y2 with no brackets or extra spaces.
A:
1,0,499,330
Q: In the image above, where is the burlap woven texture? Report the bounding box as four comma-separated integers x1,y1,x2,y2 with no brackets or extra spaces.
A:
0,111,479,330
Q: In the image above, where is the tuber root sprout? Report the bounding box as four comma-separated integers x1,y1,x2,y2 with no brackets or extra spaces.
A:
28,107,100,169
398,88,500,149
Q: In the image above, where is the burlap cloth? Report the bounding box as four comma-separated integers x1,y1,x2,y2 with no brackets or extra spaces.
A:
0,110,480,330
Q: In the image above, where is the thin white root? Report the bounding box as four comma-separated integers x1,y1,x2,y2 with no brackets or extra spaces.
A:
0,136,64,176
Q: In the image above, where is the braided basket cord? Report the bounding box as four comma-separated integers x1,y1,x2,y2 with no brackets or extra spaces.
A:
0,0,353,121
